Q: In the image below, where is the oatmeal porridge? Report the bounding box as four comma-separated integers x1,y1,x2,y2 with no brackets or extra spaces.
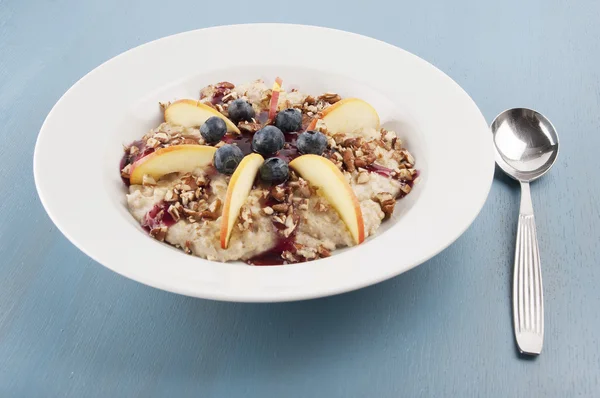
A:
120,78,418,265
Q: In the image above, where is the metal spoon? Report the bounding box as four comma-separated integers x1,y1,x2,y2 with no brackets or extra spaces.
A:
491,108,559,356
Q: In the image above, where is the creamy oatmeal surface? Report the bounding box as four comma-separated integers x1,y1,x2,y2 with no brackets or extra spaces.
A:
121,79,417,265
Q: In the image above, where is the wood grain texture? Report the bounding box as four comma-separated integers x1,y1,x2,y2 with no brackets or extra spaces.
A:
1,0,599,396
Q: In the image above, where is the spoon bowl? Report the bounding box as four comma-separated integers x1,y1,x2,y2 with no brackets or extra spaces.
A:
491,108,559,182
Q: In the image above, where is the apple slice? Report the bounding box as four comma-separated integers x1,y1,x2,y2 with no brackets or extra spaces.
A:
129,144,216,185
164,99,240,134
268,77,283,121
316,98,380,135
220,153,264,249
289,155,365,244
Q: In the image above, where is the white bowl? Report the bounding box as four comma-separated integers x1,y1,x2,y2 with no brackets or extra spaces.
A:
34,24,494,302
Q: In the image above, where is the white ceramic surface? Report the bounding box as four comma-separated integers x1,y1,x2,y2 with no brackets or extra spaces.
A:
34,24,494,302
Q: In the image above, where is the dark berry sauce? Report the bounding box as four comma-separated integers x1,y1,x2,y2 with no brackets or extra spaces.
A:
141,202,175,231
246,235,298,266
365,163,394,178
120,140,153,186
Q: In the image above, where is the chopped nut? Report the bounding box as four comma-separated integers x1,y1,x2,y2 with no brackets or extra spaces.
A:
164,189,179,202
282,250,298,264
402,150,415,166
318,92,341,104
146,138,160,148
208,198,222,214
129,146,140,156
342,149,355,172
296,178,312,198
263,206,274,215
306,104,318,113
238,206,253,231
120,164,131,179
373,192,396,218
221,91,239,103
216,81,235,89
304,95,317,105
354,158,367,168
215,104,226,114
333,134,346,145
149,226,168,241
180,191,195,206
282,212,298,237
196,175,209,187
317,245,331,258
314,119,328,134
167,205,181,221
214,141,226,148
327,137,337,149
399,183,412,195
272,203,289,213
270,185,286,202
153,132,170,143
238,121,261,134
357,171,370,184
395,169,413,181
142,175,156,186
393,137,403,150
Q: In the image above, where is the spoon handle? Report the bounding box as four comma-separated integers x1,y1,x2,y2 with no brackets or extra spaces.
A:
513,181,544,355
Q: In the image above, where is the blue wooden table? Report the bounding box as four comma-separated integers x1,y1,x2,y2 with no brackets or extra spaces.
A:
1,0,599,396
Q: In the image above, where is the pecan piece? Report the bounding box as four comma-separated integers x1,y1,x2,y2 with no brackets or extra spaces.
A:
149,226,168,242
373,192,396,219
270,185,286,202
272,203,290,213
318,92,341,104
342,149,356,172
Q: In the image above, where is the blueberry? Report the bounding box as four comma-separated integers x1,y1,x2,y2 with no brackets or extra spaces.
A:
274,108,302,133
200,116,227,144
297,130,328,155
227,99,255,123
213,144,244,175
252,125,285,156
259,158,289,184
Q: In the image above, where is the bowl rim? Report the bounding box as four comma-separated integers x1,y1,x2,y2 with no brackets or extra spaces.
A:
33,23,494,302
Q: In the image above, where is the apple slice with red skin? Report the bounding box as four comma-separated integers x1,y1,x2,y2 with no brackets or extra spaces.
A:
219,153,265,249
164,99,240,134
289,154,365,245
307,98,380,135
129,144,216,185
